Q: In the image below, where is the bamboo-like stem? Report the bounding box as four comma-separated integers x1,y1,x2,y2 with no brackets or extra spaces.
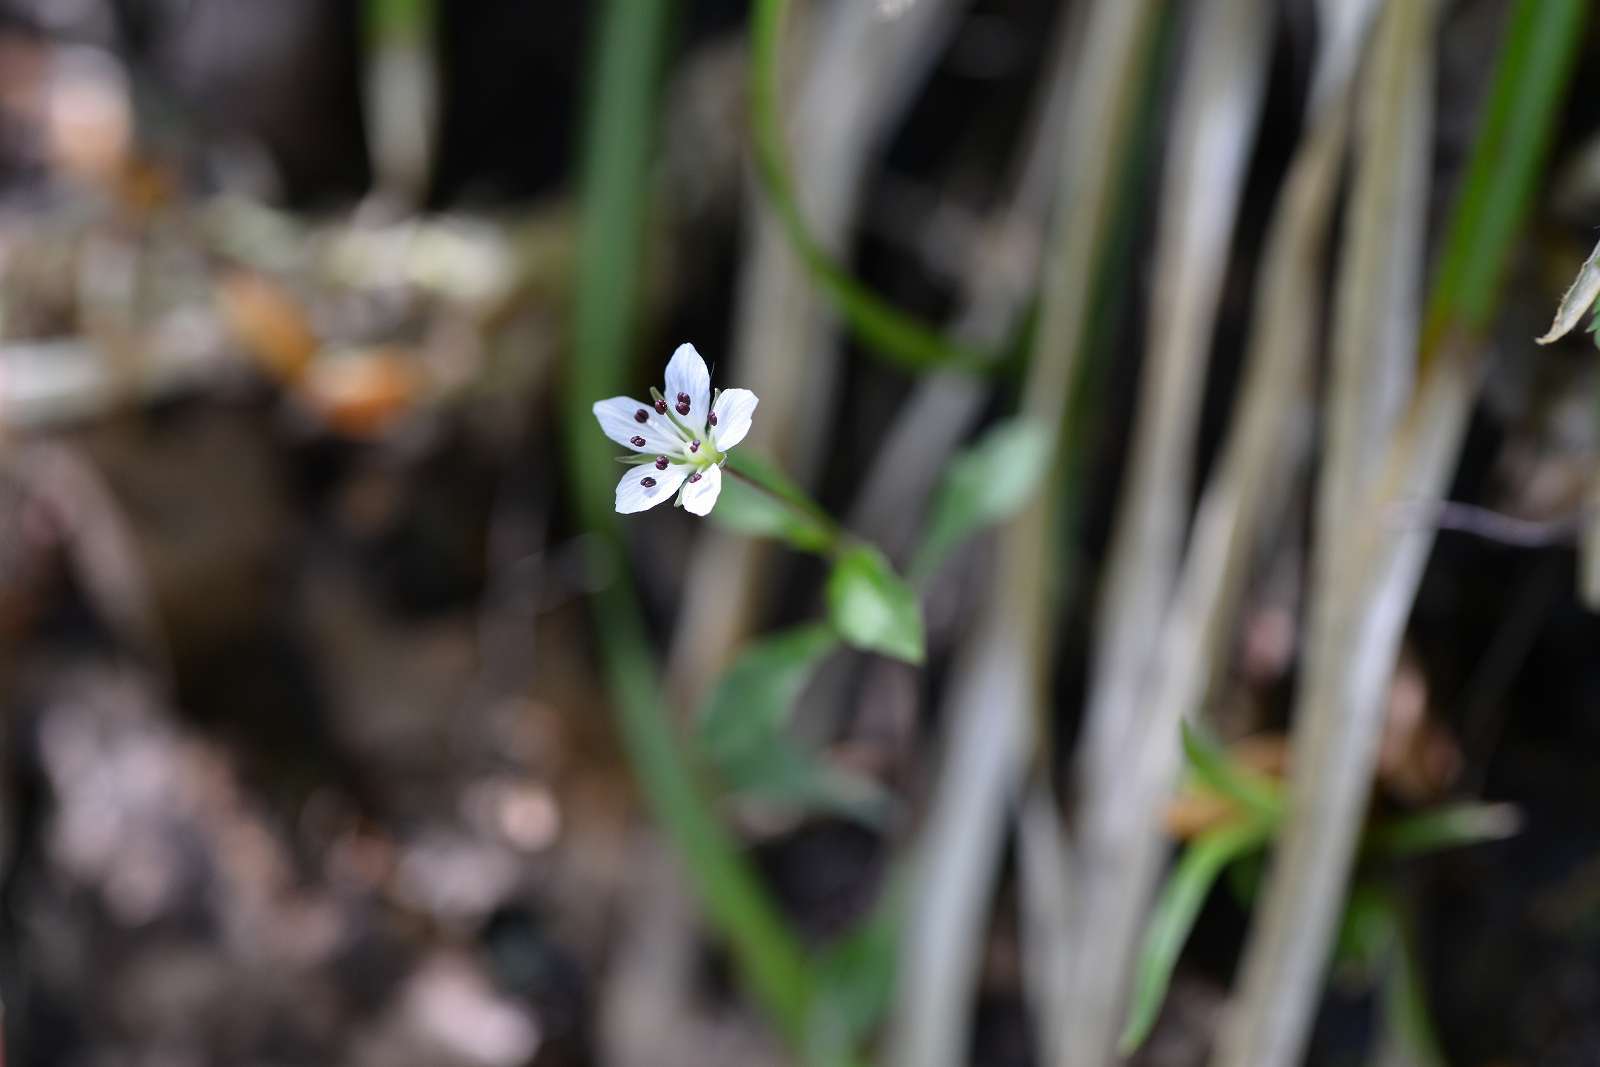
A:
1054,2,1275,1057
1077,0,1273,790
1213,338,1479,1067
886,5,1165,1065
1066,73,1356,1067
848,0,1085,555
1213,1,1586,1061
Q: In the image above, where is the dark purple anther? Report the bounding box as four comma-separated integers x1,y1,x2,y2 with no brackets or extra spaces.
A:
654,398,668,414
689,441,700,453
633,408,649,423
641,477,657,488
688,472,702,484
675,392,691,416
709,412,718,427
654,456,669,470
630,435,646,447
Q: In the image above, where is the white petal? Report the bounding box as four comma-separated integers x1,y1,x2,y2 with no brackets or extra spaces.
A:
678,463,722,516
663,343,712,435
614,462,689,514
710,388,758,451
593,396,679,453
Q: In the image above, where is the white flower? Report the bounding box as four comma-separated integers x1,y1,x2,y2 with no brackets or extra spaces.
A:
592,343,758,516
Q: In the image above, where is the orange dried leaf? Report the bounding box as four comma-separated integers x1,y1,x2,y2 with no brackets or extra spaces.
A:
216,271,318,384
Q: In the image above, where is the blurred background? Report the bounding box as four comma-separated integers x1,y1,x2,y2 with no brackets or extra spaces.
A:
2,1,1600,1066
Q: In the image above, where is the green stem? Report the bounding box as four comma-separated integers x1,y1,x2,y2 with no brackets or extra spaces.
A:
364,0,433,45
566,0,817,1045
725,451,845,544
749,0,991,373
590,575,816,1035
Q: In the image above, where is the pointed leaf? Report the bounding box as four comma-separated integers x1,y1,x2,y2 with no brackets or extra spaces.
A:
1120,819,1272,1053
1363,801,1521,858
1537,236,1600,344
827,546,925,664
806,882,904,1060
696,623,840,761
697,624,887,825
717,732,891,826
913,418,1053,579
1180,721,1285,820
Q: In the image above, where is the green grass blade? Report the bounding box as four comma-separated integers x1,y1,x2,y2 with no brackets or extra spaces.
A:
1423,0,1586,344
364,0,433,44
696,623,840,759
1382,899,1448,1067
1180,721,1285,821
1364,802,1521,858
1119,820,1272,1053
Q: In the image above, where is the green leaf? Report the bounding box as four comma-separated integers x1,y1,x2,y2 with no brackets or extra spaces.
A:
806,882,905,1062
1332,881,1395,972
1363,801,1520,858
697,624,840,764
696,624,887,826
1332,886,1448,1067
1381,898,1449,1067
827,546,925,664
911,418,1053,580
1120,819,1272,1053
1224,848,1266,906
718,734,891,827
1179,721,1285,821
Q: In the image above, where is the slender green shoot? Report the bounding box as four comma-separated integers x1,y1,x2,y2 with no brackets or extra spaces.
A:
1180,721,1286,821
1120,819,1274,1053
1422,0,1586,348
1363,802,1521,859
749,0,991,373
1381,898,1448,1067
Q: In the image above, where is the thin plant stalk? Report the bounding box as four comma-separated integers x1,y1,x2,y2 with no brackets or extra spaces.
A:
564,0,815,1046
886,4,1165,1065
668,0,965,709
1054,2,1275,1060
1213,3,1586,1064
747,0,986,372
